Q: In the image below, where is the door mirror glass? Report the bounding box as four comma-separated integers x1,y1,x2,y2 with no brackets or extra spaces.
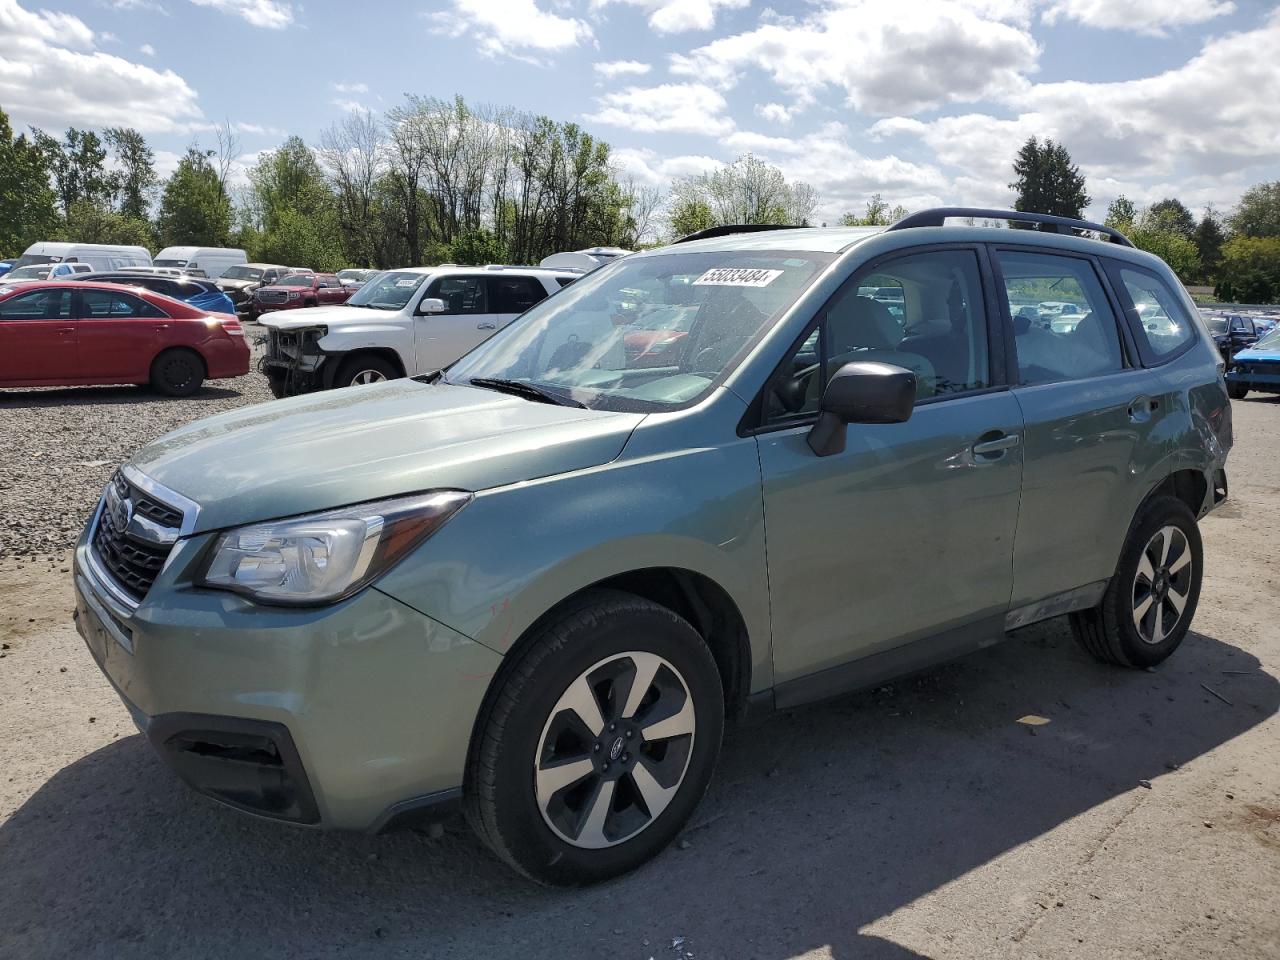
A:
808,361,915,457
418,297,446,315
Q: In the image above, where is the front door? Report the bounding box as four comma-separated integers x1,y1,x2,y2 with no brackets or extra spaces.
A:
0,288,77,382
757,247,1024,693
414,275,494,371
73,289,165,382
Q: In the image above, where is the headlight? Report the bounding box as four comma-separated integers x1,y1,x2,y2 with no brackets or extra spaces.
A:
198,491,470,605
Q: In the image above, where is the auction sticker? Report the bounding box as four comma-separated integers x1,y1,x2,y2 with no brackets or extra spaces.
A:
692,267,783,287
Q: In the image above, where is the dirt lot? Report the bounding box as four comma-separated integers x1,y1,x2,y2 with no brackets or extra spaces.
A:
0,385,1277,960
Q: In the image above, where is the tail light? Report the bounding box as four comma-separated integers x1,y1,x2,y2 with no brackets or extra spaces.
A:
213,314,244,337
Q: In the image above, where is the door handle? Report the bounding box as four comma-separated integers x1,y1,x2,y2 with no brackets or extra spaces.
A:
972,433,1020,457
477,321,496,330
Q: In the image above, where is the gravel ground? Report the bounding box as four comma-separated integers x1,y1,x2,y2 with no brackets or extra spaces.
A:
0,326,270,558
0,394,1277,959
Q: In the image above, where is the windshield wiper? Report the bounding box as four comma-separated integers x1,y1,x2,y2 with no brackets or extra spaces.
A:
466,377,586,408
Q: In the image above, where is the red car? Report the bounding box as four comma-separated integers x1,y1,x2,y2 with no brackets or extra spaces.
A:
0,281,249,396
249,272,350,319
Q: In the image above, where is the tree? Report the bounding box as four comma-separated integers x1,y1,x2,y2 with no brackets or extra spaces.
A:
1104,195,1137,232
1127,226,1200,283
1193,207,1226,283
155,147,232,246
319,109,384,266
1215,236,1280,303
0,108,59,257
667,197,716,238
668,154,818,236
250,207,343,271
60,200,153,247
33,127,109,216
841,193,909,226
1144,198,1196,240
1009,137,1089,219
103,127,158,222
447,228,505,265
1228,181,1280,238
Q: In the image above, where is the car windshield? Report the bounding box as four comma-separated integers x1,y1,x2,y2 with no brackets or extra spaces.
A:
10,254,57,268
346,271,425,310
1206,316,1228,335
1254,326,1280,350
448,250,835,412
220,266,263,280
154,258,187,266
7,265,51,279
277,275,315,287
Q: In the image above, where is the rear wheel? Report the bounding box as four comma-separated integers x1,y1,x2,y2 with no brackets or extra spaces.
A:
1227,381,1249,400
465,590,724,885
1071,496,1202,668
333,354,399,389
150,349,204,397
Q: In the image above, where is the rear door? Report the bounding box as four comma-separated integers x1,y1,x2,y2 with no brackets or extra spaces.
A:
414,274,492,369
0,288,77,382
489,274,551,330
319,277,346,305
74,289,169,382
992,247,1168,610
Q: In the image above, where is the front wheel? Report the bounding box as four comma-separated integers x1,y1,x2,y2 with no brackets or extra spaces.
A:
465,590,724,885
1071,496,1202,668
332,354,399,389
1226,380,1249,400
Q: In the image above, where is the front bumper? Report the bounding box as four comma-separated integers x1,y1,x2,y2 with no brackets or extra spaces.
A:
73,529,501,831
1226,365,1280,393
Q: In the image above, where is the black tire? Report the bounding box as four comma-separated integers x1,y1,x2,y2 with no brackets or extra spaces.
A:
1226,381,1248,400
1070,496,1202,668
333,354,399,389
150,349,204,397
266,374,287,399
464,589,724,886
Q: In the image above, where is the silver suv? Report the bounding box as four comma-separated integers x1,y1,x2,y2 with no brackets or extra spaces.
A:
74,209,1231,885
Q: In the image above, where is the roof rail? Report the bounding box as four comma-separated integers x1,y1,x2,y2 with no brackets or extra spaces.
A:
673,223,803,244
885,207,1134,247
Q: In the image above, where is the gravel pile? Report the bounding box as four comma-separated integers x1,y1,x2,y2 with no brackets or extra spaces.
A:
0,329,272,558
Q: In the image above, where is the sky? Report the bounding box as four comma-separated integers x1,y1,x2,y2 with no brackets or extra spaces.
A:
2,0,1279,228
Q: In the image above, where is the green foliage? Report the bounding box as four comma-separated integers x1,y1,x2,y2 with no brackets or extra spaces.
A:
446,228,505,265
1143,198,1196,239
1127,227,1200,283
104,127,158,222
33,127,109,216
59,200,154,247
1215,236,1280,303
1193,209,1225,282
0,108,59,257
1228,181,1280,238
840,193,908,226
667,198,715,238
667,154,818,240
1104,195,1137,232
250,208,344,272
156,147,232,247
1009,137,1089,219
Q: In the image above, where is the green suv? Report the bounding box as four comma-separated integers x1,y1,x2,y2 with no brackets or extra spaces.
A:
74,209,1232,885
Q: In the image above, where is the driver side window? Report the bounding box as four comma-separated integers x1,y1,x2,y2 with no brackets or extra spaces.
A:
764,249,991,424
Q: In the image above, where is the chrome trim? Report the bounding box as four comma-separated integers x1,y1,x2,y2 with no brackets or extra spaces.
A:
76,573,134,653
83,498,142,616
121,463,200,536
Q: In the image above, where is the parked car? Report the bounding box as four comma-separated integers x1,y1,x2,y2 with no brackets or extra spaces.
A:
336,268,379,288
214,263,295,317
259,264,577,396
0,281,248,395
539,246,631,272
67,271,238,316
153,246,248,280
3,262,94,282
0,261,12,277
249,272,348,320
1205,313,1261,362
72,208,1230,885
1225,324,1280,399
10,241,151,272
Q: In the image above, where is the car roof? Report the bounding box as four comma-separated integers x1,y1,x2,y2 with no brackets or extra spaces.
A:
385,264,581,277
0,279,198,306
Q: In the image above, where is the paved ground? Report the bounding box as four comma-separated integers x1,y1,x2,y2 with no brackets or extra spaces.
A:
0,393,1277,960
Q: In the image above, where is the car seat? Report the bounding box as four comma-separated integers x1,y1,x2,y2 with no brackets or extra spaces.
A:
818,295,936,402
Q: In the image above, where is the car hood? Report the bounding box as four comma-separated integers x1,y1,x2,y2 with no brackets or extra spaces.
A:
216,278,259,291
129,379,644,532
258,304,390,329
1232,344,1280,363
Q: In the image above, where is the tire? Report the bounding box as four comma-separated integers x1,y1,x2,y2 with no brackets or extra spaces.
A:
333,354,399,389
1226,381,1248,400
150,349,205,397
1070,496,1202,668
266,375,287,399
464,589,724,886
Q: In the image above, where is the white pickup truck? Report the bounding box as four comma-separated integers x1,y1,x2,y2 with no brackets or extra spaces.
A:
258,264,581,396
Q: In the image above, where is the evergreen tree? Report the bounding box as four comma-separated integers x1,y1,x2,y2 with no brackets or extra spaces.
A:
155,147,232,246
1193,208,1226,282
1009,137,1090,219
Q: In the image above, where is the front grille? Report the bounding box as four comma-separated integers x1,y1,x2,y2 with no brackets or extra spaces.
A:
256,290,289,305
90,472,182,601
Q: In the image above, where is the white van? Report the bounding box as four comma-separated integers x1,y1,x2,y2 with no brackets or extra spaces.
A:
12,241,151,273
153,246,247,279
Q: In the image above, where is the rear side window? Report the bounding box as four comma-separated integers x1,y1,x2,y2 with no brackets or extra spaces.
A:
490,276,547,313
80,290,167,319
556,277,577,288
1107,263,1197,362
428,276,487,314
0,289,72,320
996,251,1124,386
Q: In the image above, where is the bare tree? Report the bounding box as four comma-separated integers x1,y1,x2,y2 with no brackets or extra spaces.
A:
319,109,384,265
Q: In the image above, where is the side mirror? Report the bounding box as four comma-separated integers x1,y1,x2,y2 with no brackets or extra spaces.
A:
418,297,445,315
807,361,915,457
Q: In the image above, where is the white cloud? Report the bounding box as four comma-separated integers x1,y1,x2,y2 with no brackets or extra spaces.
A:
331,98,368,113
1041,0,1234,35
109,0,167,11
233,120,283,135
593,59,651,78
188,0,294,29
331,81,369,94
670,0,1040,117
0,0,201,132
139,42,156,55
585,82,734,135
613,147,724,187
434,0,592,61
756,102,795,125
592,0,749,33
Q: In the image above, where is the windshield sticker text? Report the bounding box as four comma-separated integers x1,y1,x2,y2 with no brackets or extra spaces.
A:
692,268,783,288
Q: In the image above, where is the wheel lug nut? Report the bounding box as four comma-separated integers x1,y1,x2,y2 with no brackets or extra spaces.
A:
593,743,601,752
609,723,616,732
602,763,610,772
626,730,634,739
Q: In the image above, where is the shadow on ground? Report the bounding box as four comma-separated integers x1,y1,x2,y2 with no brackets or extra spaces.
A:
0,385,243,406
1,620,1274,960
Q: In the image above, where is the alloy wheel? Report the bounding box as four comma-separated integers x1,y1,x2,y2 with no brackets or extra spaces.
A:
1132,524,1193,645
351,369,387,385
534,651,696,849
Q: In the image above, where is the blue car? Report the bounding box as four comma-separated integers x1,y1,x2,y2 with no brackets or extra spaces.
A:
1226,325,1280,399
0,261,12,278
68,272,238,315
